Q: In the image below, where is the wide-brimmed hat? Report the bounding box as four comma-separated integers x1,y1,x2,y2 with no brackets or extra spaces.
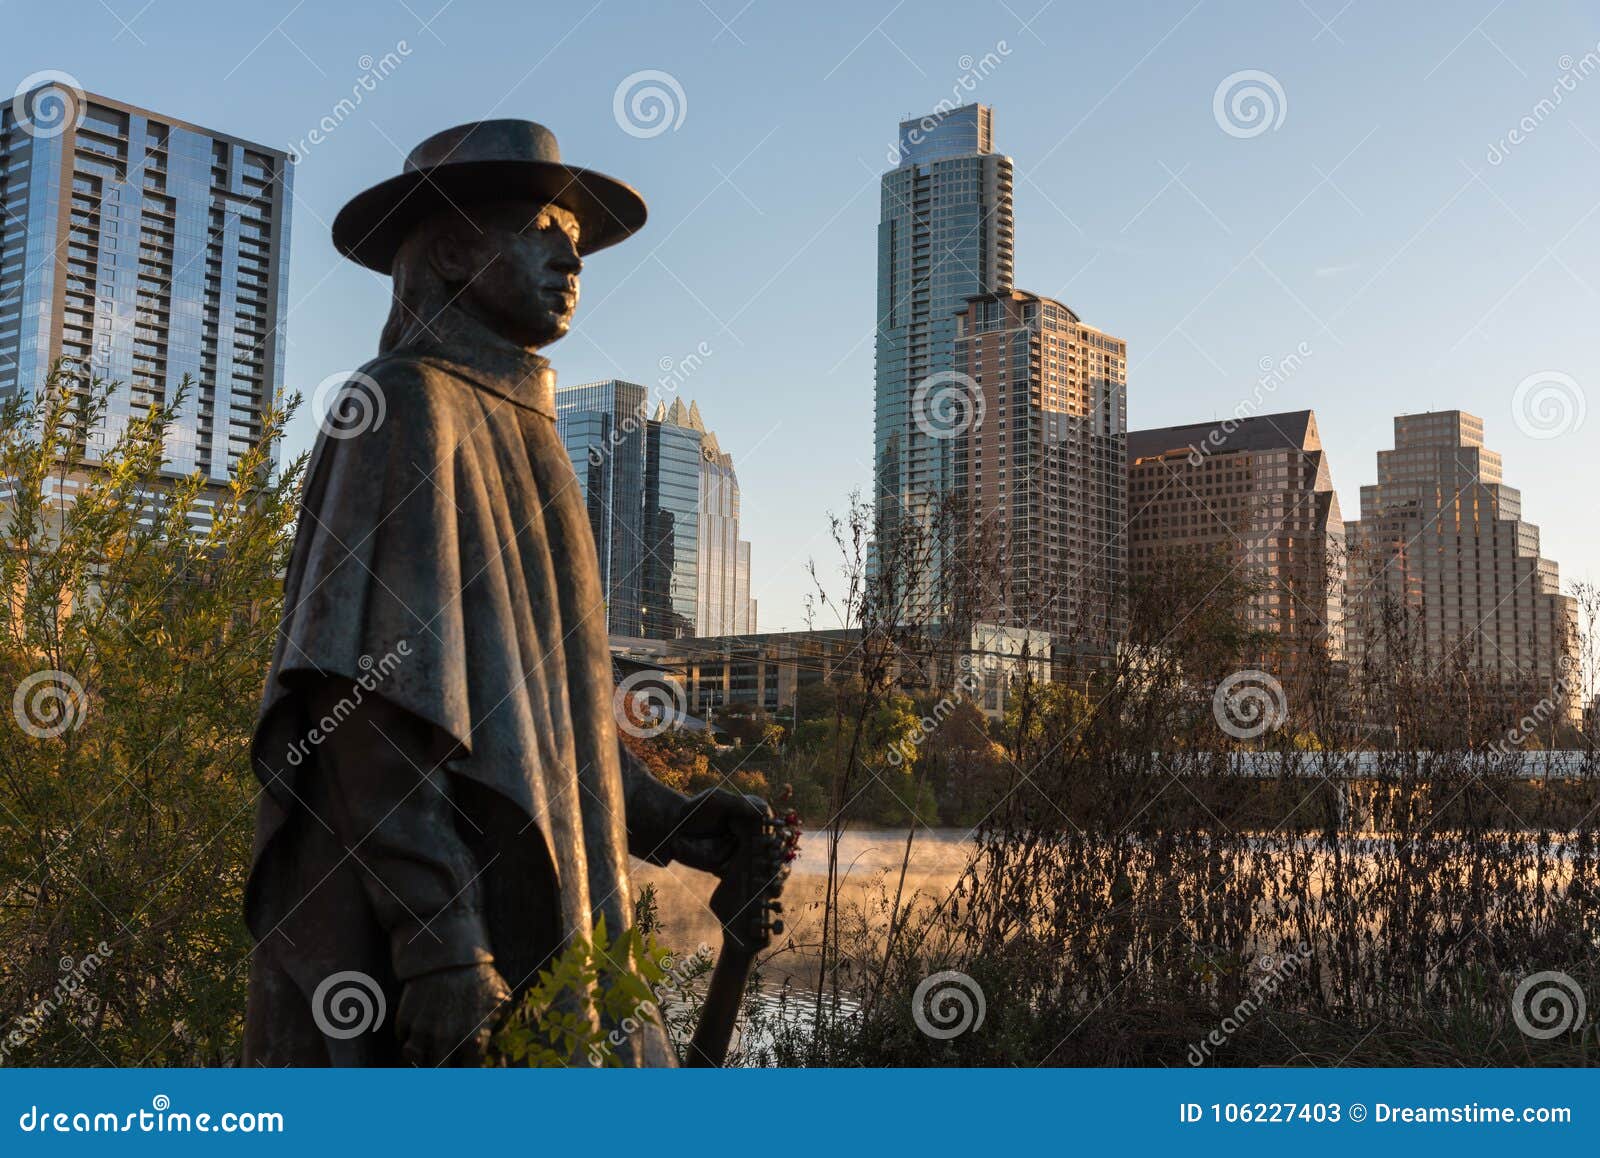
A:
332,119,647,273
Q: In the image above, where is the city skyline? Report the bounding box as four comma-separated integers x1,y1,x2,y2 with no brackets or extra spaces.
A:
5,0,1600,1093
5,1,1599,633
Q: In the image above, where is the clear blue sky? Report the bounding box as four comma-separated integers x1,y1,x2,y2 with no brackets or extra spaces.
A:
10,0,1599,630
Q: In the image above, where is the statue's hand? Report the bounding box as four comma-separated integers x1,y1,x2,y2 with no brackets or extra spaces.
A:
395,962,511,1067
670,787,771,878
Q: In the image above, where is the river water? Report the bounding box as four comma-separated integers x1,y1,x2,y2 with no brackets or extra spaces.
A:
633,821,1586,984
632,826,973,984
635,821,1588,1059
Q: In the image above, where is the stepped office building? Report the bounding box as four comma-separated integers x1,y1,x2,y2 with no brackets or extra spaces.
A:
679,400,757,638
874,103,1014,612
557,383,755,640
1344,411,1577,711
954,289,1127,657
1126,410,1345,668
0,83,292,512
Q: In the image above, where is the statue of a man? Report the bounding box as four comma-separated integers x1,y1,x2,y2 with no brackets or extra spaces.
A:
243,121,766,1066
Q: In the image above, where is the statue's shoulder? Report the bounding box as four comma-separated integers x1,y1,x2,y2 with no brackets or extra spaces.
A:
358,349,497,414
336,351,473,426
308,353,469,466
351,350,461,393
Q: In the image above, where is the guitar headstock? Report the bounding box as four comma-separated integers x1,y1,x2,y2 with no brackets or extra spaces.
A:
708,796,800,957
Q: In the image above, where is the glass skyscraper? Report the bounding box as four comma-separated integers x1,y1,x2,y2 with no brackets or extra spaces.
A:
874,103,1014,610
0,82,292,512
556,379,649,637
644,407,702,639
557,383,755,640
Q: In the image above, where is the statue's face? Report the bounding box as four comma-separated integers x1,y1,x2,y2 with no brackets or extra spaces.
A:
427,200,583,349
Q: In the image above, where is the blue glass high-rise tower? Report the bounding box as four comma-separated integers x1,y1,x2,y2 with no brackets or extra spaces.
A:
644,403,703,639
556,379,650,637
0,82,292,512
874,103,1014,612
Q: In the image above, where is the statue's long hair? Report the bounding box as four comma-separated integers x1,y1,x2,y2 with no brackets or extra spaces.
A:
378,221,458,354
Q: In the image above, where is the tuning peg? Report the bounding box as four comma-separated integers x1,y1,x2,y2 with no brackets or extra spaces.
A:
769,901,783,913
769,919,785,935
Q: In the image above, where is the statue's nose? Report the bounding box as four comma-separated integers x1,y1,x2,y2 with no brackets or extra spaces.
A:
549,236,582,275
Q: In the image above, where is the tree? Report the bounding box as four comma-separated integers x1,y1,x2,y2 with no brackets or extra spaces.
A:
714,702,785,752
911,697,1007,825
0,365,303,1065
1001,681,1095,755
621,719,769,800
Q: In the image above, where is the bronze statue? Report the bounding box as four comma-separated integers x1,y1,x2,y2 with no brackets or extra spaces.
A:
243,120,779,1066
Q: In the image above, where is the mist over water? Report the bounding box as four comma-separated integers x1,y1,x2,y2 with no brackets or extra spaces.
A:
634,818,1590,992
633,827,976,984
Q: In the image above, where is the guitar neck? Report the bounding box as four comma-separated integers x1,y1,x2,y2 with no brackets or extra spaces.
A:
684,799,794,1067
684,941,756,1067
